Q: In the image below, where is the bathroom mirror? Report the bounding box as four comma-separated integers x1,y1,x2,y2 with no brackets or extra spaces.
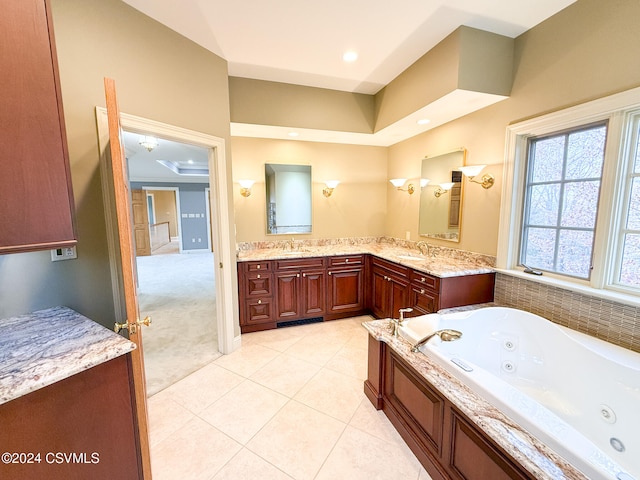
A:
418,149,466,242
265,164,312,234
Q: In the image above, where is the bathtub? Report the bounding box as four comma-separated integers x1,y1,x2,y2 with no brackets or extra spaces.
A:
399,306,639,480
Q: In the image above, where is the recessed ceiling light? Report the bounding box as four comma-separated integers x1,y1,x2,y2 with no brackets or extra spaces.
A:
342,51,358,62
417,119,430,125
288,132,299,137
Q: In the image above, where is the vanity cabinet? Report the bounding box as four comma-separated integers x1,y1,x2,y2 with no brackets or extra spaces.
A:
369,257,410,319
0,0,77,254
326,255,365,317
367,339,533,480
274,257,326,322
238,261,276,332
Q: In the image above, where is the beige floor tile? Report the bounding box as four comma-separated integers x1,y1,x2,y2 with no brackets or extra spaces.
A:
349,399,408,446
324,340,368,380
148,389,197,447
212,449,294,480
164,362,243,413
315,425,422,480
419,466,434,479
243,326,306,352
213,343,281,377
250,353,321,397
294,368,365,423
283,332,347,366
199,379,289,444
151,416,241,480
246,400,346,480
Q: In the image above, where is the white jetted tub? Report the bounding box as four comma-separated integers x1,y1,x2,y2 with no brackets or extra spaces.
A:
399,306,639,480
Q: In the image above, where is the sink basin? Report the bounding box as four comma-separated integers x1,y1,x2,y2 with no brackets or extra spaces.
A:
396,254,426,261
398,313,441,344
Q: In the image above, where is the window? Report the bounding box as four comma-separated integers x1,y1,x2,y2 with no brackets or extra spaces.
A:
521,123,607,279
498,86,640,300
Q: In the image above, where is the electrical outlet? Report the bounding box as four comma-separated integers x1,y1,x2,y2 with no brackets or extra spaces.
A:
51,246,77,262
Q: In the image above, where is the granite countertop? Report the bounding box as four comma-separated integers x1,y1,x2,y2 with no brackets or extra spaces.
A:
237,243,494,278
363,319,587,480
0,306,136,405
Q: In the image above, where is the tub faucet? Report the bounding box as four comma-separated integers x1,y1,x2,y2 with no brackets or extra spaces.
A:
411,329,462,352
390,307,413,336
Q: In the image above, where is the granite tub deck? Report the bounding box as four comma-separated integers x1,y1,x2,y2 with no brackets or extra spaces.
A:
0,306,136,405
237,242,494,278
363,319,588,480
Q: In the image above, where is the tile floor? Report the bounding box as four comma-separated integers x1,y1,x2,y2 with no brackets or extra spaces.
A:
148,316,432,480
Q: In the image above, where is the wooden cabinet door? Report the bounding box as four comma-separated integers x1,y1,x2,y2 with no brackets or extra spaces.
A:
275,271,300,320
327,266,364,314
301,268,325,316
0,0,76,253
389,275,410,320
410,285,439,315
370,267,390,318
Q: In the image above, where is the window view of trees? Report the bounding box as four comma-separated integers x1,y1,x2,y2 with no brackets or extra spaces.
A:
521,123,607,279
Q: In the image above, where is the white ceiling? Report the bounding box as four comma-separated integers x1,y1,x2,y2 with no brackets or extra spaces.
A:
121,0,576,181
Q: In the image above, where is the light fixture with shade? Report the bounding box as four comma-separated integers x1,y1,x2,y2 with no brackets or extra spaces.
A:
139,135,159,152
420,178,430,188
390,178,415,195
434,182,455,198
323,180,340,198
238,179,255,197
458,165,495,189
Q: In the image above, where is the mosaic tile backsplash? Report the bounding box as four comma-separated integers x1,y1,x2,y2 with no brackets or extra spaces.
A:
494,273,640,353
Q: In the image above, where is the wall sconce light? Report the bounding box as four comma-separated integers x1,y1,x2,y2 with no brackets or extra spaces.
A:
390,178,415,195
420,178,430,188
434,182,455,198
139,135,159,152
458,165,495,189
238,179,255,197
323,180,340,198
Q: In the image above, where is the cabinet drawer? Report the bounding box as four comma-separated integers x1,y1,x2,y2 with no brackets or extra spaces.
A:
244,298,274,325
411,270,439,291
328,254,364,267
275,257,324,270
244,261,271,273
245,273,272,297
371,256,409,277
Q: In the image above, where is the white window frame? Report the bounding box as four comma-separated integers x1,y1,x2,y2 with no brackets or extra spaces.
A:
497,86,640,307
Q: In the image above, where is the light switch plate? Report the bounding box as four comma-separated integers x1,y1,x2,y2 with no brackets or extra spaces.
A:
51,246,78,262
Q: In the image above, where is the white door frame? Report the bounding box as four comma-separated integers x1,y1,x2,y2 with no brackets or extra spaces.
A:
96,107,239,354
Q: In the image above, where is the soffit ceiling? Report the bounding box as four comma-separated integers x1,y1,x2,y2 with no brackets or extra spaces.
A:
121,0,576,181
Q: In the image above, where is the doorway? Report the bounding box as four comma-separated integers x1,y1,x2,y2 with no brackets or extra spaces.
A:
95,107,239,394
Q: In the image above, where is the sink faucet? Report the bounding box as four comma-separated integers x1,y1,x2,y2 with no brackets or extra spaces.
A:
411,329,462,352
283,237,296,250
416,241,429,256
390,307,413,336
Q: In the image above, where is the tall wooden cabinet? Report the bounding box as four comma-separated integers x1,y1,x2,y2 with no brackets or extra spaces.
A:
0,0,76,254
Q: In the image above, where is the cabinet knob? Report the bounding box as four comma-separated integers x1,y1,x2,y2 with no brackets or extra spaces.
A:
257,265,261,269
345,258,349,263
258,300,262,304
421,277,426,282
257,274,261,279
328,271,332,275
420,289,425,294
297,273,300,277
387,277,391,282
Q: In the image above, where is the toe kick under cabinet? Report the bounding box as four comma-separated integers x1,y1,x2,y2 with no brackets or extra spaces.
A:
238,254,494,333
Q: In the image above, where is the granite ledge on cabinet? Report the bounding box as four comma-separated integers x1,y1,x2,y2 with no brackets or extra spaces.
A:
362,319,587,480
0,306,136,406
237,243,494,278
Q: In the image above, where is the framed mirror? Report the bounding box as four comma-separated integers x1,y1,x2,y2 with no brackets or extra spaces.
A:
418,149,466,242
265,164,312,234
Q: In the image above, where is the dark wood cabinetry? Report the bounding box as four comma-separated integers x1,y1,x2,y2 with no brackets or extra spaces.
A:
327,255,365,317
370,256,410,319
238,253,494,333
367,340,533,480
274,257,326,322
0,0,76,254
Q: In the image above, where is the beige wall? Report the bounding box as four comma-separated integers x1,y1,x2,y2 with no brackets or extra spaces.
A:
387,0,640,256
0,0,232,327
231,137,388,241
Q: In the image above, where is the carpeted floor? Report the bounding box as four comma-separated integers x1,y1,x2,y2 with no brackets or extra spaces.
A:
136,248,220,396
